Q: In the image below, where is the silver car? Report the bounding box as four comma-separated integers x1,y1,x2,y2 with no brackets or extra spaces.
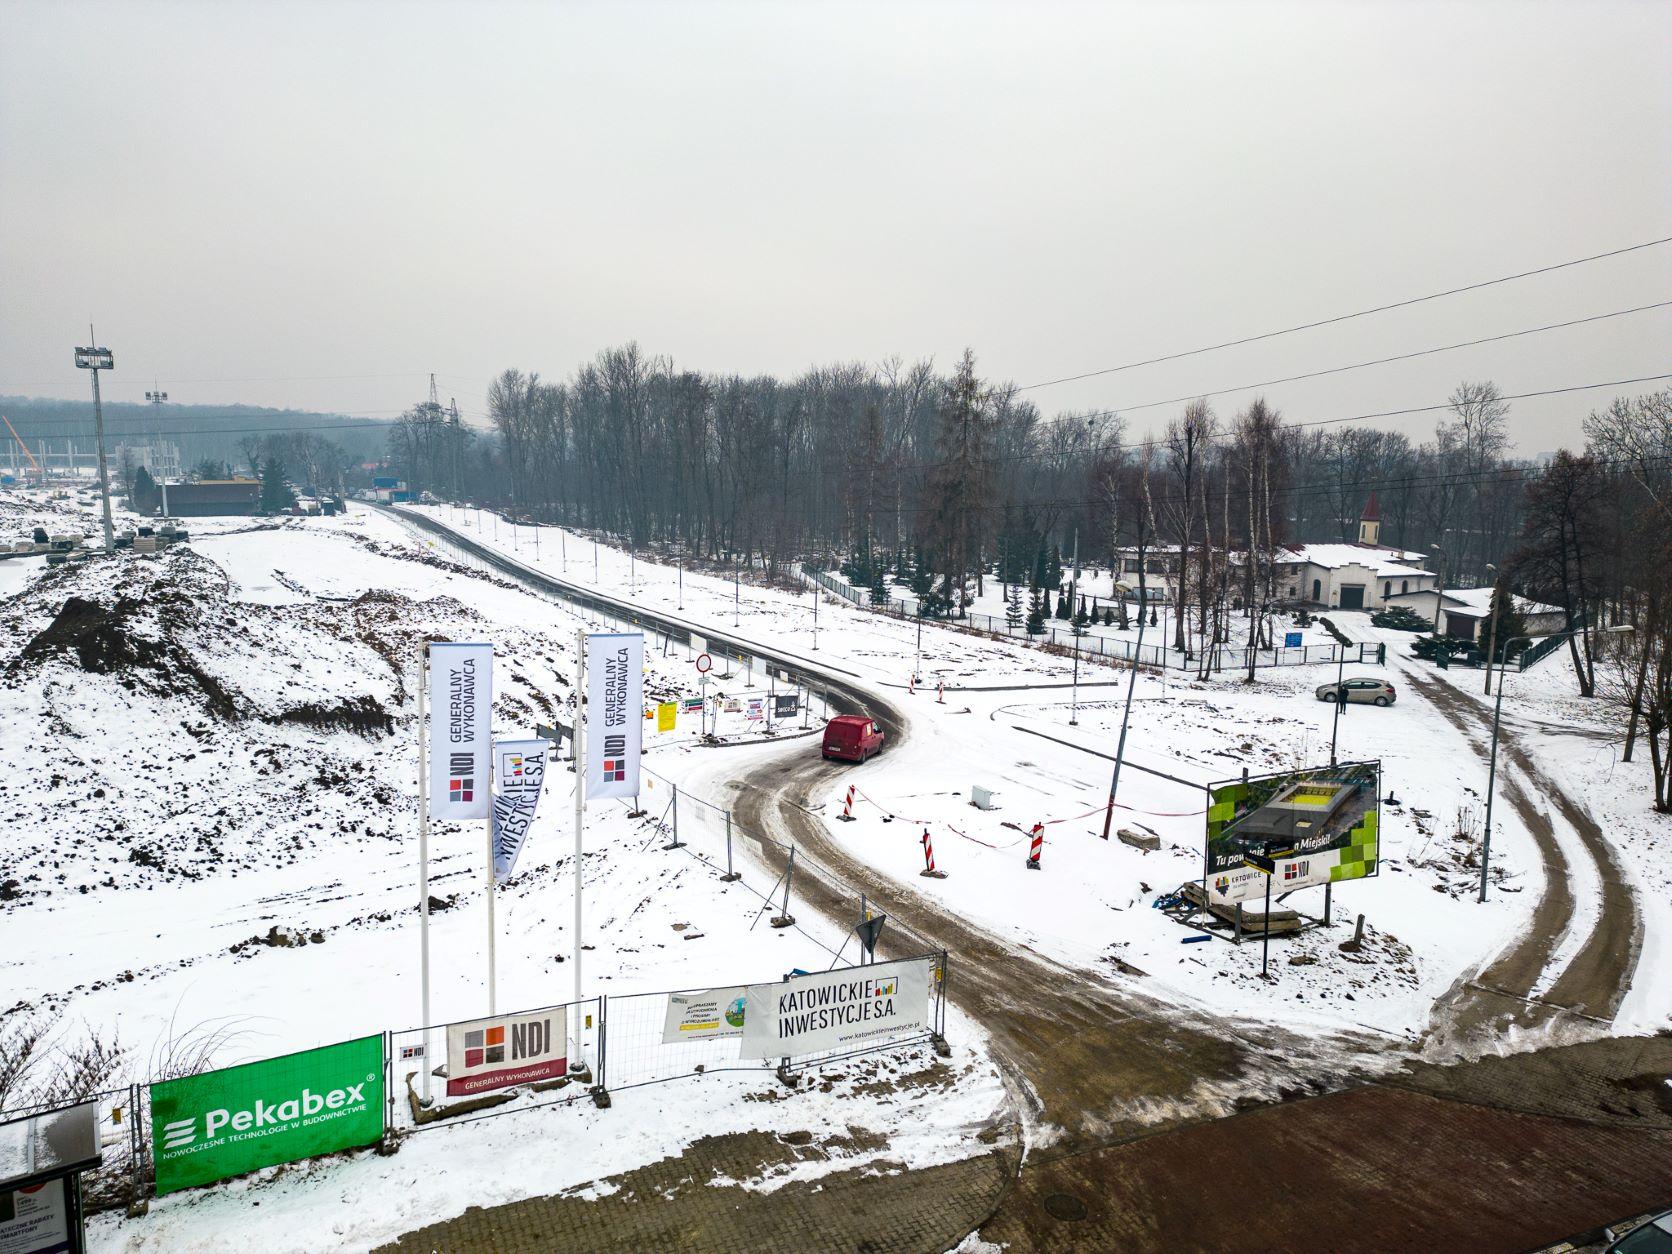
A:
1315,677,1397,706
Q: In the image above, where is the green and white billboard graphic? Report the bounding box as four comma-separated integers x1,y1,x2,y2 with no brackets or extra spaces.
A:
150,1035,384,1195
1205,760,1380,884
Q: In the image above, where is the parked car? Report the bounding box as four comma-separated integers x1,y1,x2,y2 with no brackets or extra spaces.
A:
1315,677,1397,706
1607,1210,1672,1252
822,714,885,763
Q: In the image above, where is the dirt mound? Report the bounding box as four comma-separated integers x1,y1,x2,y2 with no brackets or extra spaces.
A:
11,592,240,718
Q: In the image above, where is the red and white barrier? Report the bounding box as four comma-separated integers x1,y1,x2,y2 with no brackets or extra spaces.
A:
920,827,947,878
838,785,856,822
936,680,945,704
1025,822,1043,870
908,674,916,695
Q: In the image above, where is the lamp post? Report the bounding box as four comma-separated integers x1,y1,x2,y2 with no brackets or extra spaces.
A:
1068,529,1081,726
1483,563,1502,697
1328,646,1347,766
1429,543,1447,634
73,340,116,553
1478,625,1633,902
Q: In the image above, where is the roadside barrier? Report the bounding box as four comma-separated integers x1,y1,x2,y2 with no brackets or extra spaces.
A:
920,828,947,878
1026,823,1044,869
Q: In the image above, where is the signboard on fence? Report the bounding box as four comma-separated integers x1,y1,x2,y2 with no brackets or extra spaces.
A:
661,986,748,1044
446,1007,569,1096
739,958,933,1060
657,701,677,732
745,696,764,722
584,633,643,801
1284,631,1303,648
149,1035,384,1196
428,641,493,820
1203,761,1381,902
774,694,798,719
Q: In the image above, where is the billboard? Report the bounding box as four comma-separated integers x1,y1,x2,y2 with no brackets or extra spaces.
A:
661,986,748,1044
149,1036,384,1196
445,1007,568,1096
428,642,494,820
584,633,643,801
1204,762,1380,907
740,959,933,1060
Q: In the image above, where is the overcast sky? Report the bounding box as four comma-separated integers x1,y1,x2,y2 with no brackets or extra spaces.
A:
2,0,1668,453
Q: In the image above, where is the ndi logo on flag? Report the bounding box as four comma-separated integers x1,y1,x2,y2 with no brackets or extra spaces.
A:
601,734,627,783
448,752,475,804
584,633,643,801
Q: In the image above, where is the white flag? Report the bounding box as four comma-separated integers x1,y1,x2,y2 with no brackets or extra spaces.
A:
492,738,549,882
585,632,643,801
428,642,493,820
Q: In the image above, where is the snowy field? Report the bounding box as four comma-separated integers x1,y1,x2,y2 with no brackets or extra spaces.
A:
0,490,1005,1251
394,505,1633,1043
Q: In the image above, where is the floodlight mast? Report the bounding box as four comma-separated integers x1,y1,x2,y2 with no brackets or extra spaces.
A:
73,340,117,553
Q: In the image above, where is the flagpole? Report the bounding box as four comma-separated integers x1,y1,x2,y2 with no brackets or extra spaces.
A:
486,734,497,1016
572,628,586,1069
417,644,433,1107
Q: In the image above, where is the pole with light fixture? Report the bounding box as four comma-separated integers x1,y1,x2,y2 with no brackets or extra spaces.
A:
73,337,116,553
1478,624,1634,902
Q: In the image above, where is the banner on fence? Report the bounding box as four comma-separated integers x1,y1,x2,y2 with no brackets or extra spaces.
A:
682,696,704,714
774,694,798,719
149,1035,384,1196
723,697,741,714
428,642,494,820
745,696,764,722
584,633,643,801
661,986,748,1044
491,738,549,882
740,958,933,1060
657,702,677,732
446,1007,568,1096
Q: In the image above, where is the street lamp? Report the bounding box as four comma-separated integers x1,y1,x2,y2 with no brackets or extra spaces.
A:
1429,543,1447,634
73,340,116,553
1478,624,1634,902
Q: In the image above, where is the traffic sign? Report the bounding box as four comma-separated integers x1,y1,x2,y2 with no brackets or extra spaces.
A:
696,653,712,674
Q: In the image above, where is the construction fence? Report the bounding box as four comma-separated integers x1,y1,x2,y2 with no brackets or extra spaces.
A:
802,569,1382,673
24,944,947,1211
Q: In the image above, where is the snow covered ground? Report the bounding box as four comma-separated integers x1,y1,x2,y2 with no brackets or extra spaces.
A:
393,506,1572,1042
0,490,1006,1251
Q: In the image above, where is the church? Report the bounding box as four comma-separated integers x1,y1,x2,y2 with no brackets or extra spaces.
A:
1275,494,1440,611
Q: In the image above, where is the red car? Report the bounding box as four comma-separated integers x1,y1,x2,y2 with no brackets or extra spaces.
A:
822,714,885,763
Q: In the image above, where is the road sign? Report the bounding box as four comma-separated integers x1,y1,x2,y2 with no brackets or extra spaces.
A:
1244,851,1279,874
854,912,887,957
1284,631,1303,648
536,721,571,747
696,653,713,674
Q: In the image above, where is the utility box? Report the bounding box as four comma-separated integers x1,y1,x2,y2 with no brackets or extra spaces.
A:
971,785,998,811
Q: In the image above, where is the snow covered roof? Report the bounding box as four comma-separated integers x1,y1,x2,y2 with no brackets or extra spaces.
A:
1392,586,1563,617
1277,543,1430,577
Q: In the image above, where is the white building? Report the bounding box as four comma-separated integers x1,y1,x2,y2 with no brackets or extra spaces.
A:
1383,585,1565,640
1274,495,1440,611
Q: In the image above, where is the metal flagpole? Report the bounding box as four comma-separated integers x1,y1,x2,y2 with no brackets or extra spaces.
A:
417,645,433,1105
572,628,587,1067
486,718,497,1016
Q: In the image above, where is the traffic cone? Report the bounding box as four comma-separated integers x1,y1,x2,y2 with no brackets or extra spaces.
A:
1026,822,1043,870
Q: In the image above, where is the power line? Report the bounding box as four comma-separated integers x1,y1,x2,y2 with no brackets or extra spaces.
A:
1016,234,1672,392
1055,300,1672,423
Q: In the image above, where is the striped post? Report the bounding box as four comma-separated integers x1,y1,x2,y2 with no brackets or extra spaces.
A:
908,674,916,696
936,680,945,704
920,827,946,879
1026,822,1043,870
838,785,856,822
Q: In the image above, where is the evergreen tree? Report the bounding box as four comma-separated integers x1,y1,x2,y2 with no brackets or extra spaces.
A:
1005,582,1025,630
868,571,891,607
1026,587,1047,635
1055,592,1070,619
1103,606,1115,627
911,548,935,600
1032,546,1048,591
1046,544,1063,591
1486,582,1527,663
1072,605,1090,636
260,456,296,513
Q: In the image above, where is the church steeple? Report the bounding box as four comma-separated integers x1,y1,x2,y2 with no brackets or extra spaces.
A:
1358,492,1381,546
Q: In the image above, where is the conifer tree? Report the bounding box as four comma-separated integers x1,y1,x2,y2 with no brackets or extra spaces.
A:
1005,582,1025,631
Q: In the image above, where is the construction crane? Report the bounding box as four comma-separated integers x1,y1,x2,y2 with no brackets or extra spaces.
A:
2,414,42,479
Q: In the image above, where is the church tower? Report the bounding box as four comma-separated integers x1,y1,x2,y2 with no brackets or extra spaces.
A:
1358,492,1381,547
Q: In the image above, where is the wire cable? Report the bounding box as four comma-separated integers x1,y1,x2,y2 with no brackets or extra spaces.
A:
1016,234,1672,392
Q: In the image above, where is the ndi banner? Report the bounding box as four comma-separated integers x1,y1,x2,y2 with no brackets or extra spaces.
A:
429,641,494,820
740,958,933,1060
661,986,748,1044
584,633,643,801
491,738,549,882
149,1035,384,1195
446,1006,568,1096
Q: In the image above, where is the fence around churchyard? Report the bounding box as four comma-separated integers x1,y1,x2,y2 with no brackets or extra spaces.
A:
803,568,1380,672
